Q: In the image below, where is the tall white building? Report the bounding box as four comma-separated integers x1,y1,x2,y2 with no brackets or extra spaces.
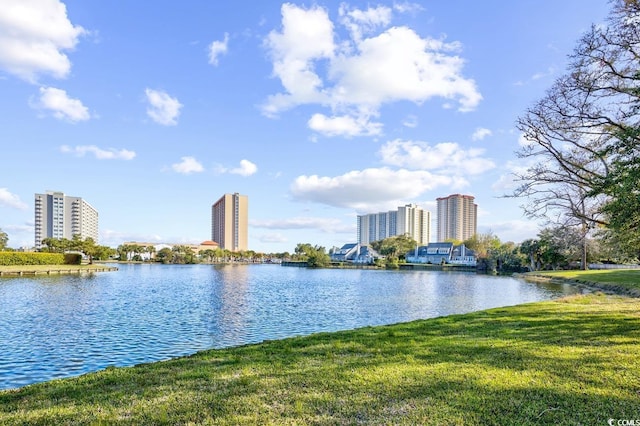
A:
398,204,431,245
436,194,477,242
357,211,396,244
34,191,99,249
357,204,430,245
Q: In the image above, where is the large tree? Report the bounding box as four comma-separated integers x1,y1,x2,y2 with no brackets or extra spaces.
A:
511,0,640,269
0,229,9,250
370,234,417,268
0,228,8,250
463,232,501,259
294,243,330,267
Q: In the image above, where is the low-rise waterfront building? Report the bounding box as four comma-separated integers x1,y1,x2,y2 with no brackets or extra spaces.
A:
330,243,380,264
406,242,476,266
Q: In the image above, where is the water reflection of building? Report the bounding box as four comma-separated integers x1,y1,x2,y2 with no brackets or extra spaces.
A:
209,265,252,347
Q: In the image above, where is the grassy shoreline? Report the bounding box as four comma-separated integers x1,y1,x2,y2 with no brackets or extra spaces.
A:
522,269,640,297
1,270,639,424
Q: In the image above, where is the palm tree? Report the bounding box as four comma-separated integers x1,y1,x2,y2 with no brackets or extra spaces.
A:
145,245,156,261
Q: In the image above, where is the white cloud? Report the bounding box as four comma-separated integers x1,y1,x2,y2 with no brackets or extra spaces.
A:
60,145,135,160
0,0,86,82
329,27,480,110
393,2,425,14
262,4,481,133
1,223,34,248
308,113,382,137
251,217,354,233
254,232,288,243
171,156,204,174
379,139,496,175
491,157,535,193
208,32,229,66
145,88,182,126
262,3,335,116
402,114,418,128
100,229,164,248
532,66,555,81
33,86,90,122
339,4,392,42
478,219,540,244
491,172,518,193
290,167,461,212
471,127,492,141
515,67,557,87
289,138,496,212
230,159,258,177
518,132,534,147
3,224,33,233
494,132,552,193
0,188,28,210
216,159,258,176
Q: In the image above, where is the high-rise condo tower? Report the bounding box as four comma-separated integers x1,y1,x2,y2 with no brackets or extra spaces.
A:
211,193,248,252
436,194,477,242
34,191,99,249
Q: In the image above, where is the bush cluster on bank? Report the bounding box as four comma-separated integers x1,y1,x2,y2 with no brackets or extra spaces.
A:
0,252,65,266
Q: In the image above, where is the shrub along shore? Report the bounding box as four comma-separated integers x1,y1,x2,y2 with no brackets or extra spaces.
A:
1,270,639,425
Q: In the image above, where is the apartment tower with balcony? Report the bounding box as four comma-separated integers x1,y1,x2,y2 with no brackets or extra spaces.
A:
357,204,431,245
211,192,248,252
34,191,99,249
436,194,477,242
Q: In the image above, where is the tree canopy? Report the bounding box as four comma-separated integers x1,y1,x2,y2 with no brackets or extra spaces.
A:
510,0,640,268
294,243,330,267
0,228,8,250
40,236,115,263
370,234,417,259
463,233,501,259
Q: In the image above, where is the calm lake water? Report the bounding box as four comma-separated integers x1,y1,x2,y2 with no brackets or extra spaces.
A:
0,263,579,390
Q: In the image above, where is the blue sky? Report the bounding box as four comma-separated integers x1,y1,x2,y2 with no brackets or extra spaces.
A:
0,0,611,253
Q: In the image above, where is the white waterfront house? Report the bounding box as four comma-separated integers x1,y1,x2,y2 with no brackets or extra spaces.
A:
330,243,380,264
406,242,477,266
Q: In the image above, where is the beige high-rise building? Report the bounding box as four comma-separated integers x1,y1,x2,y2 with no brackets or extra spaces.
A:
34,191,99,249
397,204,431,245
211,193,248,252
436,194,477,242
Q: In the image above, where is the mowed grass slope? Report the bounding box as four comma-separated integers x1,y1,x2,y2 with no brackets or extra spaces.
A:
1,292,639,425
526,268,640,296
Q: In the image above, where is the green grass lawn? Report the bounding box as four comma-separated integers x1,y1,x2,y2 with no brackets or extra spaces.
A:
526,268,640,295
1,292,639,425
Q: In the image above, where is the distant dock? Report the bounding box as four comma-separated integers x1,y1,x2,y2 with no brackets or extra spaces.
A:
0,266,118,277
